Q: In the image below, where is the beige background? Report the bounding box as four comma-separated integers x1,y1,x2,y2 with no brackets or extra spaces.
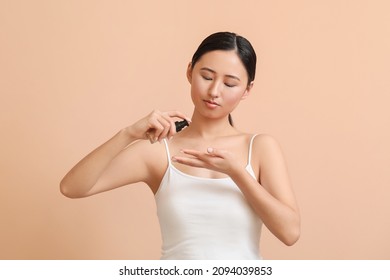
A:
1,0,389,259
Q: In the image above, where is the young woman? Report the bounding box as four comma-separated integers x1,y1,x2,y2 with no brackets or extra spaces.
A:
60,32,300,260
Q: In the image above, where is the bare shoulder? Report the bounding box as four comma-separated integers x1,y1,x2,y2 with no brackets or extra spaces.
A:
252,133,282,151
251,133,287,174
128,138,167,160
252,133,278,141
130,138,168,165
122,139,168,190
250,133,292,190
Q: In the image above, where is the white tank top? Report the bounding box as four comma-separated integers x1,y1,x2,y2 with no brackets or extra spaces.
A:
155,135,262,259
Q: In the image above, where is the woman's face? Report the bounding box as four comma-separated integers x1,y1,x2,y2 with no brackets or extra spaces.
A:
187,50,253,121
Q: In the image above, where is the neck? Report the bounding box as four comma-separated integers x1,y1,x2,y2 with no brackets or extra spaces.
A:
183,111,237,140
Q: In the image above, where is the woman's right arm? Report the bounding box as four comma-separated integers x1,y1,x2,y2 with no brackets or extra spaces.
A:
60,110,189,198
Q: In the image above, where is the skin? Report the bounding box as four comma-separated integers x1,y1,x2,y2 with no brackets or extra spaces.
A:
60,50,300,246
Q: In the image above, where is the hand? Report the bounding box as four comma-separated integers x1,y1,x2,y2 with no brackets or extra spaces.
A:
172,147,242,176
126,110,191,143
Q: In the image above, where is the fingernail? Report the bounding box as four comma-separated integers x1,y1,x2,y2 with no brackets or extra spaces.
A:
171,156,177,162
207,147,213,153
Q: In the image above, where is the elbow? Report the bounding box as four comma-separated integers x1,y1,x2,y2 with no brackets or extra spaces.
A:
282,222,301,246
283,228,300,246
59,181,73,198
282,210,301,246
59,179,82,199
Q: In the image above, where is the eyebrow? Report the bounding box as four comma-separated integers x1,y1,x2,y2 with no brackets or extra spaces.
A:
200,67,241,81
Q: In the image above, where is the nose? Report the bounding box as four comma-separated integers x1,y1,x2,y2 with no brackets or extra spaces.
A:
208,80,221,98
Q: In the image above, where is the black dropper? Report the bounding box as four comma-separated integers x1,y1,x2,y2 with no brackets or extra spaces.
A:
175,120,189,132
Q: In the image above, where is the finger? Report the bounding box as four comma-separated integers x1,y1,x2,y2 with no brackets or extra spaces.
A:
147,118,166,143
179,149,217,167
151,111,172,138
144,131,152,143
180,149,208,159
181,148,222,161
206,147,225,158
160,114,176,140
144,110,176,142
157,119,171,142
155,119,171,141
166,111,192,123
171,156,206,168
154,111,184,141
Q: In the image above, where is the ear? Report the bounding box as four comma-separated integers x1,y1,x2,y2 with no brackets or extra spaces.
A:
241,81,254,100
186,62,193,84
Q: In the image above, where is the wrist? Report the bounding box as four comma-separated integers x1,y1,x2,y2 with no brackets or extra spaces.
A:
119,126,139,144
228,164,247,180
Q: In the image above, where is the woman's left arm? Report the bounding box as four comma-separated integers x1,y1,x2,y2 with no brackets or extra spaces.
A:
229,134,300,246
173,134,300,246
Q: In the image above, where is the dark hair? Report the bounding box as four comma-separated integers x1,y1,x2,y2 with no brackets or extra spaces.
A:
191,32,257,126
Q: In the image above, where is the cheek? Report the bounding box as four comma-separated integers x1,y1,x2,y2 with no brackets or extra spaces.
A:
223,89,245,105
190,77,207,96
190,80,203,104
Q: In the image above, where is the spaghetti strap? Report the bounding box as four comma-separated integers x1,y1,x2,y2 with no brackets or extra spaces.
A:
247,134,258,166
162,139,172,165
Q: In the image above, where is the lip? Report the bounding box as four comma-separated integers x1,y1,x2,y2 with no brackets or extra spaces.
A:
203,100,220,106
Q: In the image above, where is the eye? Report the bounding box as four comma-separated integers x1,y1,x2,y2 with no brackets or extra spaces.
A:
224,83,236,88
202,75,212,81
